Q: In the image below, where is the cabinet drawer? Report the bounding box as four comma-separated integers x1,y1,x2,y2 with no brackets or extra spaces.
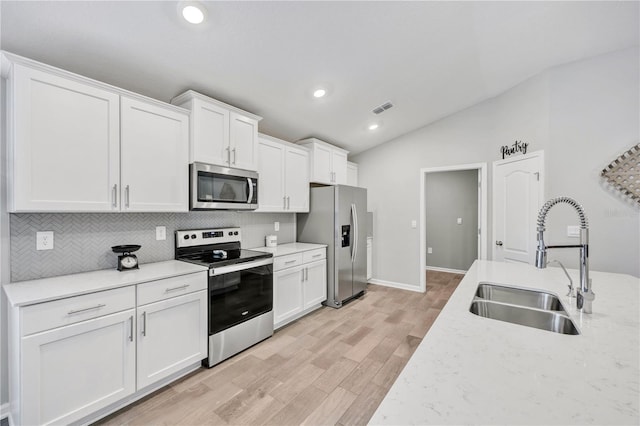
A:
303,248,326,263
137,272,207,306
21,286,135,336
274,253,303,271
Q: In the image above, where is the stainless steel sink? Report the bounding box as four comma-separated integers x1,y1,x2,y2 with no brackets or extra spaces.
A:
470,300,579,335
475,282,564,311
469,283,580,335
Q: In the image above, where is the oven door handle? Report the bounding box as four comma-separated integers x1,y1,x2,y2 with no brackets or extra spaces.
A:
210,257,273,276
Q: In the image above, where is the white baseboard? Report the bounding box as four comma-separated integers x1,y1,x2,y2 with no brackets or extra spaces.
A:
425,266,467,275
368,278,423,293
1,402,9,422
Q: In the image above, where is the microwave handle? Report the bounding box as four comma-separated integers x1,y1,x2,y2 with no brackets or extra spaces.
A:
247,178,254,203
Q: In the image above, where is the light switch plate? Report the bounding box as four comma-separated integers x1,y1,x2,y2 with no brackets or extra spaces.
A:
457,218,463,225
428,247,433,254
567,225,580,238
36,231,54,250
274,222,280,231
156,226,166,241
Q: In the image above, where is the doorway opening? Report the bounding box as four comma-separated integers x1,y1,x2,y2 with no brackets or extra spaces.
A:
419,163,488,292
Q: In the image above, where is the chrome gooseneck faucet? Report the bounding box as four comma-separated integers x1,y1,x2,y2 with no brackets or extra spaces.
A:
535,197,595,313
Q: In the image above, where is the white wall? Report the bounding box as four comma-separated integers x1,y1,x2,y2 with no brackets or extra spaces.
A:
353,48,640,289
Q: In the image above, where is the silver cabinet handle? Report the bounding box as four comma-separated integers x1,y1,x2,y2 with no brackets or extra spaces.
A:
165,284,189,293
226,147,231,165
496,241,503,246
283,196,287,209
112,184,118,207
141,311,147,336
305,267,308,281
287,196,290,210
129,315,134,342
67,304,106,315
125,185,130,208
232,148,236,165
312,254,322,258
284,260,297,265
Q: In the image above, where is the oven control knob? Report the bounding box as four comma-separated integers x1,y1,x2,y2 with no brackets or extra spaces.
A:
234,231,238,235
183,235,189,240
191,234,197,239
228,231,233,236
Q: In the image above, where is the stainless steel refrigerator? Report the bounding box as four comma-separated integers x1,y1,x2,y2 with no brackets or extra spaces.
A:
297,185,367,308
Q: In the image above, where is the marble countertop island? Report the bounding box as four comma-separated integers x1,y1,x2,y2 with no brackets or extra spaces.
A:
370,260,639,425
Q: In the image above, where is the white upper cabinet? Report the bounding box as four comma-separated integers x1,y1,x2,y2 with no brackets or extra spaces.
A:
120,96,189,212
3,53,190,213
171,90,262,171
7,63,120,212
296,138,349,185
347,161,359,187
256,134,309,212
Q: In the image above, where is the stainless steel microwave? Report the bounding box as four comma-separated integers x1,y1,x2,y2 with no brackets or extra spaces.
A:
190,162,258,210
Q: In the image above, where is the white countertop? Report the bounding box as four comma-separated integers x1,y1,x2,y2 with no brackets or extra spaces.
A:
3,260,208,307
250,242,327,257
370,260,640,425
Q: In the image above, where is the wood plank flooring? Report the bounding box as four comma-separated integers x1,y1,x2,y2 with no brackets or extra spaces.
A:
96,271,462,426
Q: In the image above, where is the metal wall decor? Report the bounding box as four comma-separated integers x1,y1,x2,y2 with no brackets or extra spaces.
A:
500,140,529,159
601,143,640,205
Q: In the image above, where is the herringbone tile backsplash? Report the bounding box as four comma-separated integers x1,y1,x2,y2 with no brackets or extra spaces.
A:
10,212,295,282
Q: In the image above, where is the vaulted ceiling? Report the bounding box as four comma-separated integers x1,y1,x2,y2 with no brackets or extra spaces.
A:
1,1,638,155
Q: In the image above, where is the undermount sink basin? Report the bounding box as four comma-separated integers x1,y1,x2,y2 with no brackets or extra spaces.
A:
470,300,580,335
475,282,564,311
469,282,579,335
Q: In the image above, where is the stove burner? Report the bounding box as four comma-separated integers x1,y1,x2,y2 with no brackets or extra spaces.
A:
212,249,227,259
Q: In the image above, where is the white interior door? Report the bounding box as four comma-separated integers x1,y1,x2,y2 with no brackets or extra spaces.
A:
492,151,544,264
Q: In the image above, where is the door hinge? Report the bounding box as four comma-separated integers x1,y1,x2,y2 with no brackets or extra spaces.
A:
534,172,540,181
478,228,481,235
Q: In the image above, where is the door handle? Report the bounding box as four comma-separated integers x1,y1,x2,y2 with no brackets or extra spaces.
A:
283,196,287,210
247,178,254,204
496,241,503,246
125,185,130,208
141,311,147,336
232,148,236,164
112,184,118,208
287,196,290,210
129,315,134,342
226,147,231,165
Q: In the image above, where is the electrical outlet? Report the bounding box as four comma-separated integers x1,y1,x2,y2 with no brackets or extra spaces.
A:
36,231,54,250
274,222,280,231
457,217,463,225
411,220,417,228
428,247,433,254
156,226,166,241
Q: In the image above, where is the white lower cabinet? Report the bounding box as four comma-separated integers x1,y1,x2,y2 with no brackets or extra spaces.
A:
303,259,327,309
7,271,208,426
273,248,327,329
21,309,136,425
137,290,207,389
274,265,305,325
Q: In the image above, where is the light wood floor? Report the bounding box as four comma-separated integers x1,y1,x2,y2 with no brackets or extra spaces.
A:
97,271,463,426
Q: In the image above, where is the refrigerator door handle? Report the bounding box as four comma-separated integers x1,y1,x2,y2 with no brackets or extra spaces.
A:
351,203,358,263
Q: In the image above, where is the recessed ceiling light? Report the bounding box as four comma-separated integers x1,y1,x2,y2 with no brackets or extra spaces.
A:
368,123,379,131
182,4,205,24
313,88,326,98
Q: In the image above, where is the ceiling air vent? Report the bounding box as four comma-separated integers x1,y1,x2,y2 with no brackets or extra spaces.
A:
372,101,393,115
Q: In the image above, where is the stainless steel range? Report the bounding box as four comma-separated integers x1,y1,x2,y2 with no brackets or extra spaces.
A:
175,227,273,367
